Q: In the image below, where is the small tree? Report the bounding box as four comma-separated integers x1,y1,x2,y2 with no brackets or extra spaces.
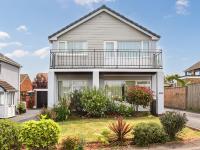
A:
127,86,153,111
32,73,48,89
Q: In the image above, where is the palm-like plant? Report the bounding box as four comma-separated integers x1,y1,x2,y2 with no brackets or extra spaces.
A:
165,74,188,87
108,117,132,142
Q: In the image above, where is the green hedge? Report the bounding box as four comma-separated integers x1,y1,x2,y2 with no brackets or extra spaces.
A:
133,122,168,146
19,118,60,149
0,120,21,150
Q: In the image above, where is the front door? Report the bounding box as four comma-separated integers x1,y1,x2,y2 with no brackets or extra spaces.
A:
104,41,117,67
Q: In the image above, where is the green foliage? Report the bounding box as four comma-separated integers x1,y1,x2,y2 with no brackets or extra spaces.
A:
19,118,60,149
165,74,189,87
160,111,187,139
59,137,84,150
109,117,132,142
53,97,70,121
81,88,108,117
97,130,112,144
17,102,26,114
133,122,168,146
39,107,57,121
127,86,153,111
69,90,84,114
0,120,22,150
106,100,134,117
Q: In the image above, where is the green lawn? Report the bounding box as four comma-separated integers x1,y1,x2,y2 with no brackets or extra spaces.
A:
59,116,200,142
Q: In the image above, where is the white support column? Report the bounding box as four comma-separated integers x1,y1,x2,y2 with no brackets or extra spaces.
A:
92,71,99,88
152,71,164,115
157,71,164,114
48,70,57,108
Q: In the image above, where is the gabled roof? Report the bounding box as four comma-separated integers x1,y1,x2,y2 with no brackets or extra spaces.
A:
0,53,21,68
0,80,16,92
48,5,160,41
20,74,30,84
185,61,200,72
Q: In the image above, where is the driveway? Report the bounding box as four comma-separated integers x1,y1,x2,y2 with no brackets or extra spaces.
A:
9,109,41,122
165,108,200,130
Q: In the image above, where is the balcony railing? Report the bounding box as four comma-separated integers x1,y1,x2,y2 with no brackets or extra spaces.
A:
50,49,162,69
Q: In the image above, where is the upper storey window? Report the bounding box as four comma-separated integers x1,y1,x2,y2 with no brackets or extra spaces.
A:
117,41,149,50
58,41,87,50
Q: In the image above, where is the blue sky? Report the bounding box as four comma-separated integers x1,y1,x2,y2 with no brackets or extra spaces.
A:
0,0,199,79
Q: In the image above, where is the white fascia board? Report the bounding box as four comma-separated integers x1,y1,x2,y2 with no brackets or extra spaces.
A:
49,68,163,73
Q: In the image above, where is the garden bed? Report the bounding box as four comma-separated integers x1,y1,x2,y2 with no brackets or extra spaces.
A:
59,116,200,143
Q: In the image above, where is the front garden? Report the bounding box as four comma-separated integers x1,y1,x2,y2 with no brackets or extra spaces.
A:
1,86,200,149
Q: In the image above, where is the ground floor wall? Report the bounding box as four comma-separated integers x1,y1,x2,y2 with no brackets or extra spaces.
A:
48,70,164,114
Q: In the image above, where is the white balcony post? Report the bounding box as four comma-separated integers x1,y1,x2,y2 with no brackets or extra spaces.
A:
92,71,99,89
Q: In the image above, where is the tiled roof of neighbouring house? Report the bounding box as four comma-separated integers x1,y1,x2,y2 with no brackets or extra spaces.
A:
185,61,200,72
0,53,21,68
20,74,29,84
48,5,160,40
0,80,16,92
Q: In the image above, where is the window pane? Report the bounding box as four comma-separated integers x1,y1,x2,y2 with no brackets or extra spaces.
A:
59,42,66,50
0,93,4,105
67,41,87,50
58,80,88,98
104,80,124,98
143,41,149,50
118,41,141,50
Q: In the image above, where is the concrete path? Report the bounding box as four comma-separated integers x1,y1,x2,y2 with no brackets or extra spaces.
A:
165,108,200,130
102,139,200,150
9,109,41,122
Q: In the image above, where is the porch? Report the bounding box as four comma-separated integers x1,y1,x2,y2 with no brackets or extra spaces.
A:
48,70,164,114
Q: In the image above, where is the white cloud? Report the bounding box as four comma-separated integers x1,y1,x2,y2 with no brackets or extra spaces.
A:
176,0,189,15
33,47,49,59
16,25,28,32
74,0,115,6
0,42,22,49
0,31,10,40
5,49,29,58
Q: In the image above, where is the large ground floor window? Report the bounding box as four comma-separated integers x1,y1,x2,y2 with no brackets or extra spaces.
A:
58,80,88,98
104,80,151,99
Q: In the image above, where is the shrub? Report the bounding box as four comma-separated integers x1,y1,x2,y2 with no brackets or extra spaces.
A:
81,88,108,117
109,117,132,143
39,107,57,121
17,102,26,114
117,103,134,117
160,111,187,140
127,86,153,111
19,117,60,149
133,122,168,146
53,97,70,121
0,120,22,150
106,101,134,117
59,137,84,150
69,90,84,114
97,130,112,144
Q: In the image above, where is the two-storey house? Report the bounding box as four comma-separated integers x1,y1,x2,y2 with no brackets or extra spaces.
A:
48,5,164,114
0,53,21,118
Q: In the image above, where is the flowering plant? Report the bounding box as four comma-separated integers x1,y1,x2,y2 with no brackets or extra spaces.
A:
127,86,153,111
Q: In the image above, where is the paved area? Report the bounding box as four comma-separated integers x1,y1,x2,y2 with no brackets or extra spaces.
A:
165,108,200,130
9,109,41,122
102,139,200,150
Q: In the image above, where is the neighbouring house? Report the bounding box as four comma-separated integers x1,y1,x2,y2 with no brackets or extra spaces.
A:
20,74,33,108
48,5,164,114
0,53,21,118
33,73,48,108
181,61,200,84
